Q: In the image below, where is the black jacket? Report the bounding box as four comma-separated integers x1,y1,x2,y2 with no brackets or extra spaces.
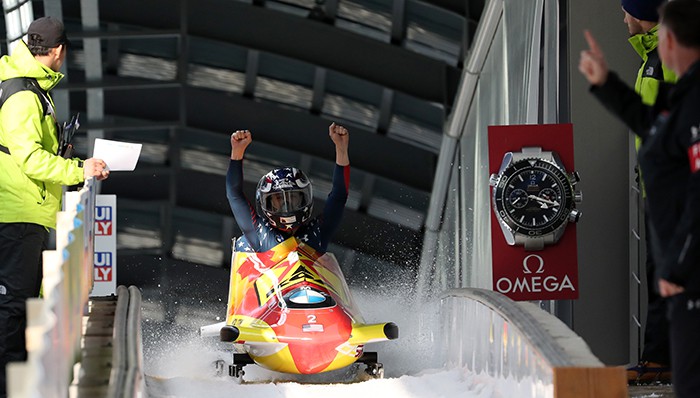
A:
592,61,700,292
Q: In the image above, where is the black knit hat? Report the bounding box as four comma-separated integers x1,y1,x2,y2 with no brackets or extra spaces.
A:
621,0,666,22
27,16,69,48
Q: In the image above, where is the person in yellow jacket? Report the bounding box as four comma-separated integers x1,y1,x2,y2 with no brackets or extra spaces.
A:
621,0,677,385
0,17,109,398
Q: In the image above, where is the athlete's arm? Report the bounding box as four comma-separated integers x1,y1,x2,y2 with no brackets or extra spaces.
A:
330,122,349,166
318,124,350,250
226,131,261,249
230,130,251,161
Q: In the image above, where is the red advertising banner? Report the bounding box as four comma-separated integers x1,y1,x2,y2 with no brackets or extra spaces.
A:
488,124,579,301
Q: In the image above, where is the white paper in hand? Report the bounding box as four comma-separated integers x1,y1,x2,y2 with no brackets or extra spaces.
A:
92,138,142,171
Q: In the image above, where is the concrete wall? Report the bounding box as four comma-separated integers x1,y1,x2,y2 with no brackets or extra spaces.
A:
567,0,640,365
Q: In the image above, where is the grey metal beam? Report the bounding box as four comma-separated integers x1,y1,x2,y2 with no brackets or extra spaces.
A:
86,0,460,104
445,0,502,139
243,50,260,98
377,88,394,134
189,0,458,104
44,0,70,120
80,0,105,159
158,203,170,258
390,0,407,45
176,0,190,93
183,87,436,191
164,0,188,258
324,0,339,22
358,174,375,213
77,119,180,132
423,135,457,231
299,154,312,173
164,127,179,257
310,67,327,114
67,29,182,40
105,24,121,75
55,80,181,91
221,217,236,268
99,85,436,191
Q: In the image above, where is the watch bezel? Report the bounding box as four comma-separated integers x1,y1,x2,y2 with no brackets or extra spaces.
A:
492,157,575,236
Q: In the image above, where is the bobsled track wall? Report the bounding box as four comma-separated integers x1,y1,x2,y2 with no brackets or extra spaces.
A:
439,289,627,397
6,182,627,397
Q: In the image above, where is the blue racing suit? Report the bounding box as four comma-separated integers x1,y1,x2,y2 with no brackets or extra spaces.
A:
226,159,349,253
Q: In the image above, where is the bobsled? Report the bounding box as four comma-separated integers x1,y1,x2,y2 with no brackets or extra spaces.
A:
200,236,398,382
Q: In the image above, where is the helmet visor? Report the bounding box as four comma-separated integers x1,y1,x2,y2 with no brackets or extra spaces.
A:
261,189,312,213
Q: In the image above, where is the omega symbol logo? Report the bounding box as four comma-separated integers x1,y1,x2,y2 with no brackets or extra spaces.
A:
522,254,545,274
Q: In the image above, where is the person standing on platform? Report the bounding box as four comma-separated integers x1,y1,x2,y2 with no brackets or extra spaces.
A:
579,1,700,396
620,0,676,384
0,16,109,398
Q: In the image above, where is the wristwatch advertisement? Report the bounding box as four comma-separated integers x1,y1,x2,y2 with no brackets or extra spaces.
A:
488,124,580,301
489,147,582,251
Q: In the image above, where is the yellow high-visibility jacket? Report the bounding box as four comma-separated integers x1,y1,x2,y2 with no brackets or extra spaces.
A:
0,40,83,229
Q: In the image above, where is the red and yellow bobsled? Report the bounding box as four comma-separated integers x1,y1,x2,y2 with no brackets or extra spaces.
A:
200,237,398,380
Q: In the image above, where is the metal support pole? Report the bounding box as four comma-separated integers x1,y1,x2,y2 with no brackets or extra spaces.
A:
80,0,105,161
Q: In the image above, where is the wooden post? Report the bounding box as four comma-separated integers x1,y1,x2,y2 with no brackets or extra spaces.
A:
554,367,627,398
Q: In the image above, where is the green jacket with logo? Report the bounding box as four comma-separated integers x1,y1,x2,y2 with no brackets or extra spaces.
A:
629,26,677,197
629,26,677,134
0,40,84,229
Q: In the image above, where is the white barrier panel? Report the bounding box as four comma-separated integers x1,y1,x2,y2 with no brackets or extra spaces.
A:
37,251,68,398
66,182,97,304
92,195,117,297
7,179,97,398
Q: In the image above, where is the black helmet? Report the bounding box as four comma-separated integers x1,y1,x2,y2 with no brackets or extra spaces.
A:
255,167,313,231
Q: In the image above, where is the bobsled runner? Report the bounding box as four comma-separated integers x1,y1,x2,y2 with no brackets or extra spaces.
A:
200,236,398,382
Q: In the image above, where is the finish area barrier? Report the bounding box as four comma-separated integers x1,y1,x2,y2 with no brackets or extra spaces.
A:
5,180,144,398
440,289,627,398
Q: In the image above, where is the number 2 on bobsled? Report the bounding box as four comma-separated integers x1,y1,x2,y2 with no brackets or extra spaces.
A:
200,236,399,381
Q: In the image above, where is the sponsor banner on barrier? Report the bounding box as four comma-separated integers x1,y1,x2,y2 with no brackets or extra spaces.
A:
91,195,117,296
488,124,579,301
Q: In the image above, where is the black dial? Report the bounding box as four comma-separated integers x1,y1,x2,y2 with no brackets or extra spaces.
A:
508,189,528,209
493,158,574,235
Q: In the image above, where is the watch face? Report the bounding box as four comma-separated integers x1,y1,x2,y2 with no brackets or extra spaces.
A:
493,158,574,235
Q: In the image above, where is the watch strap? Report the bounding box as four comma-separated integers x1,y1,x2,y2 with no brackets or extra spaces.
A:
516,235,556,251
511,147,554,163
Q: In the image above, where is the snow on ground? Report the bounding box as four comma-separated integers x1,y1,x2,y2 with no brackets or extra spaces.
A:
145,368,496,398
